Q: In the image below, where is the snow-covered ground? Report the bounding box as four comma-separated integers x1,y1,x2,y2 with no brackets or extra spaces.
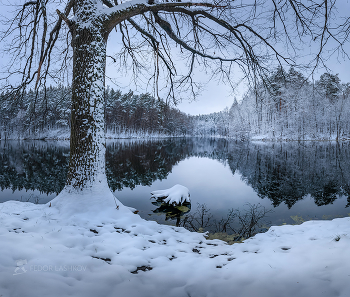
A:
250,134,350,142
1,196,350,297
1,129,184,141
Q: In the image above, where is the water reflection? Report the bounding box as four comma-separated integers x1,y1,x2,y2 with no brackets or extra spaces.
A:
229,142,350,208
106,139,191,191
0,141,69,195
1,139,350,214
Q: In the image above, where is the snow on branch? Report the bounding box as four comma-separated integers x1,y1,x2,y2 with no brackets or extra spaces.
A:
104,1,221,33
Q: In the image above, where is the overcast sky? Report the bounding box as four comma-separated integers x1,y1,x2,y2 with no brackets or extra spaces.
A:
103,0,350,116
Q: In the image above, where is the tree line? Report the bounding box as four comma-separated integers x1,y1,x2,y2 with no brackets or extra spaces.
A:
2,68,350,141
0,86,191,139
193,68,350,141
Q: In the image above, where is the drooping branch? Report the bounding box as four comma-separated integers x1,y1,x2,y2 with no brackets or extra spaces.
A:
152,12,240,62
56,9,73,29
103,2,298,99
1,0,74,92
35,0,48,89
155,7,292,64
127,17,175,77
34,0,73,88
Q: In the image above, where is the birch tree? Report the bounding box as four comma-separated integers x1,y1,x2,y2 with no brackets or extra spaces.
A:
0,0,335,209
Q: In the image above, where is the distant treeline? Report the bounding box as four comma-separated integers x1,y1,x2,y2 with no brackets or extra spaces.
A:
192,68,350,140
2,68,350,140
0,86,192,139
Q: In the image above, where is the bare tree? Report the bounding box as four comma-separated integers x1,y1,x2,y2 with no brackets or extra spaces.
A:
0,0,335,208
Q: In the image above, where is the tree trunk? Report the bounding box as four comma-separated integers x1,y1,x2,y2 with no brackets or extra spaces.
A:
51,11,130,215
64,19,108,194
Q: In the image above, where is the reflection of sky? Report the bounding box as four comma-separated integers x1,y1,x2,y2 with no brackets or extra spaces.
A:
114,157,260,226
162,157,258,208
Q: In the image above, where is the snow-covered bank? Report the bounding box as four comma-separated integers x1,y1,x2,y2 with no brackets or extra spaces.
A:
1,199,349,297
0,129,188,141
3,128,350,142
251,134,350,142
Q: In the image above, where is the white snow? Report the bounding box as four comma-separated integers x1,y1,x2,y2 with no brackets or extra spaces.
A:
98,0,150,15
1,197,350,297
151,184,191,205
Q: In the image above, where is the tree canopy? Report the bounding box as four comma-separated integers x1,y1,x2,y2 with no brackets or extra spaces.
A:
0,0,338,101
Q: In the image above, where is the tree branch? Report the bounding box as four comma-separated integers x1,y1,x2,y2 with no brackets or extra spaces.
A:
105,1,222,33
152,12,239,62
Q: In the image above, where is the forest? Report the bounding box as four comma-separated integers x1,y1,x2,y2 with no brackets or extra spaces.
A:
1,67,350,140
0,86,191,139
194,67,350,140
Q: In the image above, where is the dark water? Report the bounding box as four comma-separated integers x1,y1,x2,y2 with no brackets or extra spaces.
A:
1,138,350,233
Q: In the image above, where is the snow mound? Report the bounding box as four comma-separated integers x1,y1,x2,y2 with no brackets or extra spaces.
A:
49,187,134,221
151,184,191,205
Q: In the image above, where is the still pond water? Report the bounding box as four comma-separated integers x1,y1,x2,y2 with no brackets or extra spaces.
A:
1,138,350,233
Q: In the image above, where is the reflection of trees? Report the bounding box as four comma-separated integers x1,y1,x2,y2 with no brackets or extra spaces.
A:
0,139,196,194
0,141,69,194
106,138,231,191
313,181,339,206
1,139,350,209
229,142,350,208
106,139,192,191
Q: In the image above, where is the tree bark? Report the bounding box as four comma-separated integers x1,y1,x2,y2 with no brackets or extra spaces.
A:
65,15,109,193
